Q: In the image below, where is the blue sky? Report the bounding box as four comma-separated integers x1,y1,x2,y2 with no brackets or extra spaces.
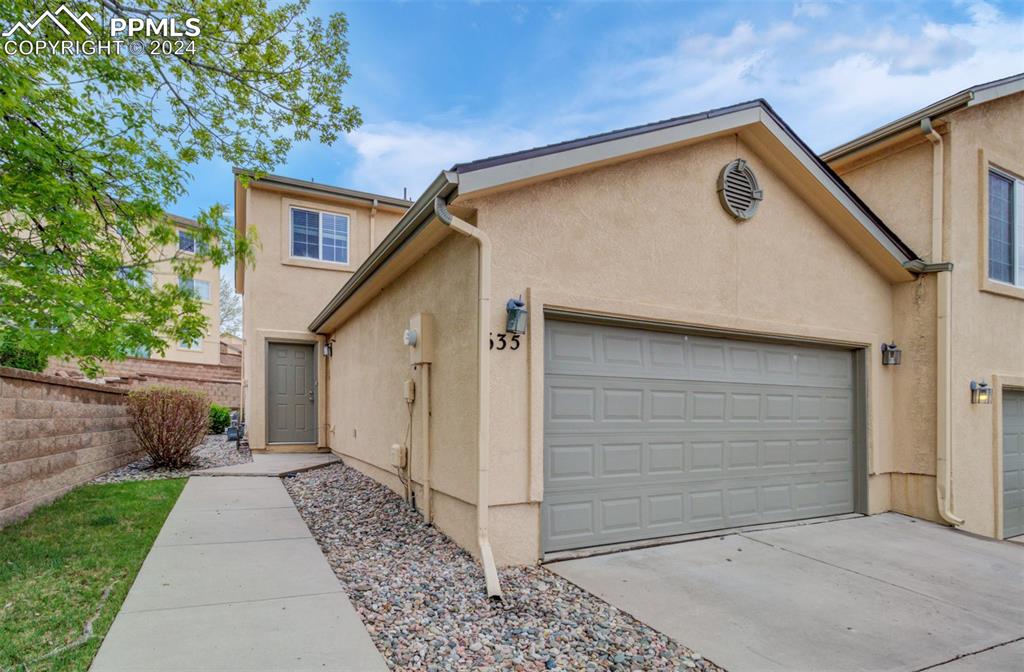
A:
174,0,1024,283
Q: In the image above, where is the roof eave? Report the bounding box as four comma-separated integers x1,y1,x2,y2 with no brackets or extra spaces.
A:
232,168,412,211
822,73,1024,163
308,171,459,333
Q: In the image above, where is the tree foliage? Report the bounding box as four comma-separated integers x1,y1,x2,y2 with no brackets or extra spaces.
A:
0,1,360,374
218,275,242,337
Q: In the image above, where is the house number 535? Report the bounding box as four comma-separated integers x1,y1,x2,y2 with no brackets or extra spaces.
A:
489,332,521,351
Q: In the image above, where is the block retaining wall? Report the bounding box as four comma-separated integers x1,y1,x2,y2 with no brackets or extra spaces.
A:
0,367,141,527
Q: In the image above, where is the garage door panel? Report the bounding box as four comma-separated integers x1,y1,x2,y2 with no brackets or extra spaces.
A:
1005,391,1024,539
542,472,855,551
546,376,853,433
545,432,853,490
545,321,853,388
543,320,857,552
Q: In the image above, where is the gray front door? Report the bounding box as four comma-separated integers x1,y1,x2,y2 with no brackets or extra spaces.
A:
267,342,316,444
1003,390,1024,538
543,320,857,552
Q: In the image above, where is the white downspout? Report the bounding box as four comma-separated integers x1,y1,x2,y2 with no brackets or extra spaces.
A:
922,118,964,527
435,198,503,600
420,362,431,524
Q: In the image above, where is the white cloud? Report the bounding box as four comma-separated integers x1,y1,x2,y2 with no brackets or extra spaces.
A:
342,0,1023,198
343,121,544,197
566,0,1024,149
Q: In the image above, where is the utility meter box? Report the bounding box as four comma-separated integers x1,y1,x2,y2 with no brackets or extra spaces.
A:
407,312,434,365
390,443,407,469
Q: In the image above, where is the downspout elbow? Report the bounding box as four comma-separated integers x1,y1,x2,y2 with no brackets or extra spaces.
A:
434,197,503,600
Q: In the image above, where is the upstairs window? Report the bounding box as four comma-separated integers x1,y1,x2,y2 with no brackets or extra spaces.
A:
291,207,349,264
989,169,1023,287
179,230,196,253
179,277,211,302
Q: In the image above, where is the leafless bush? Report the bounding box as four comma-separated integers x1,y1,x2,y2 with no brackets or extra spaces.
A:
127,387,209,468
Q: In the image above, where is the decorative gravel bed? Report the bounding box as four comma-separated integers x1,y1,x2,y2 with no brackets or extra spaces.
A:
92,435,251,483
285,464,722,672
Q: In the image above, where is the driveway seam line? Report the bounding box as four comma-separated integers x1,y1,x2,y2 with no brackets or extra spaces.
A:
910,635,1024,671
122,590,342,615
738,533,1010,620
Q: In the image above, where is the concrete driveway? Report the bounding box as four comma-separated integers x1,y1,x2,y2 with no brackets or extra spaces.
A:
548,514,1024,672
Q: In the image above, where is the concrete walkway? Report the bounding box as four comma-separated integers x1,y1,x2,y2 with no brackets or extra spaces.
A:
550,514,1024,672
195,451,339,476
91,476,386,671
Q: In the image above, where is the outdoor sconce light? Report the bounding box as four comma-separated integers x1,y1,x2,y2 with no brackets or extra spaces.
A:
506,297,528,334
970,380,992,404
880,342,902,366
322,341,333,358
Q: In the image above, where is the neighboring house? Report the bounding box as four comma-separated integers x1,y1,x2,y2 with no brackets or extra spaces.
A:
147,214,222,365
45,214,240,407
232,171,411,452
239,77,1023,580
823,74,1024,542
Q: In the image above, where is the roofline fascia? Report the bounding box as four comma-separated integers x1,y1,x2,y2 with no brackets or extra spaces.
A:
820,92,972,163
308,171,459,332
822,74,1024,162
455,100,916,266
232,168,413,211
756,106,917,264
455,103,763,197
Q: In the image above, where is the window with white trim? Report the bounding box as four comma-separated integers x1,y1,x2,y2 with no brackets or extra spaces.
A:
179,277,211,302
178,339,202,351
989,169,1024,287
291,207,349,263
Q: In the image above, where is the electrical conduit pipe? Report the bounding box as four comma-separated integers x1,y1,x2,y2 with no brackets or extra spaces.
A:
434,197,503,599
922,117,964,527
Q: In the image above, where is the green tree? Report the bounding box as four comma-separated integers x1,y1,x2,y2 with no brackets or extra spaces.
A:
0,1,360,375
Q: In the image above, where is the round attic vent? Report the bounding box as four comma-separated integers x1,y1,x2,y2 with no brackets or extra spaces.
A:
717,159,763,220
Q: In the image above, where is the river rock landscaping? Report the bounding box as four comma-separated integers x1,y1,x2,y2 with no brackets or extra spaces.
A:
285,463,722,672
92,435,251,484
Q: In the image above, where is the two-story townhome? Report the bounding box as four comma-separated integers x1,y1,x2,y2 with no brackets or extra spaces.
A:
232,171,410,452
824,74,1024,541
236,76,1022,587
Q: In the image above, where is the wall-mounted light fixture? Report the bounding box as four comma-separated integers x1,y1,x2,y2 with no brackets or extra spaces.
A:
880,342,902,366
506,297,528,334
970,380,992,404
322,341,333,358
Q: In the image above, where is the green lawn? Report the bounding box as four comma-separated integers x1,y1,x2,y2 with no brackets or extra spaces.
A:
0,479,185,672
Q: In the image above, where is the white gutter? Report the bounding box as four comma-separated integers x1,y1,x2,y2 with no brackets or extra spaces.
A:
434,197,503,600
922,118,964,527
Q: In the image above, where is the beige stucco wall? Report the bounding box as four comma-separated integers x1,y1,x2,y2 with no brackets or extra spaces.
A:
325,132,907,565
239,185,403,451
326,234,482,553
464,134,900,562
836,92,1024,537
149,227,222,366
946,93,1024,538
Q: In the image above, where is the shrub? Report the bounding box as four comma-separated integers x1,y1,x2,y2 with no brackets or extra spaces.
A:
209,403,231,435
127,387,209,468
0,334,47,372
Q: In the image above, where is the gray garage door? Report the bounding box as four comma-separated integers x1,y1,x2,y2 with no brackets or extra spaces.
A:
543,320,857,552
1004,390,1024,539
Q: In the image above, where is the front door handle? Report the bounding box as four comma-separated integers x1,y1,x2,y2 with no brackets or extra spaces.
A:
307,390,314,402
